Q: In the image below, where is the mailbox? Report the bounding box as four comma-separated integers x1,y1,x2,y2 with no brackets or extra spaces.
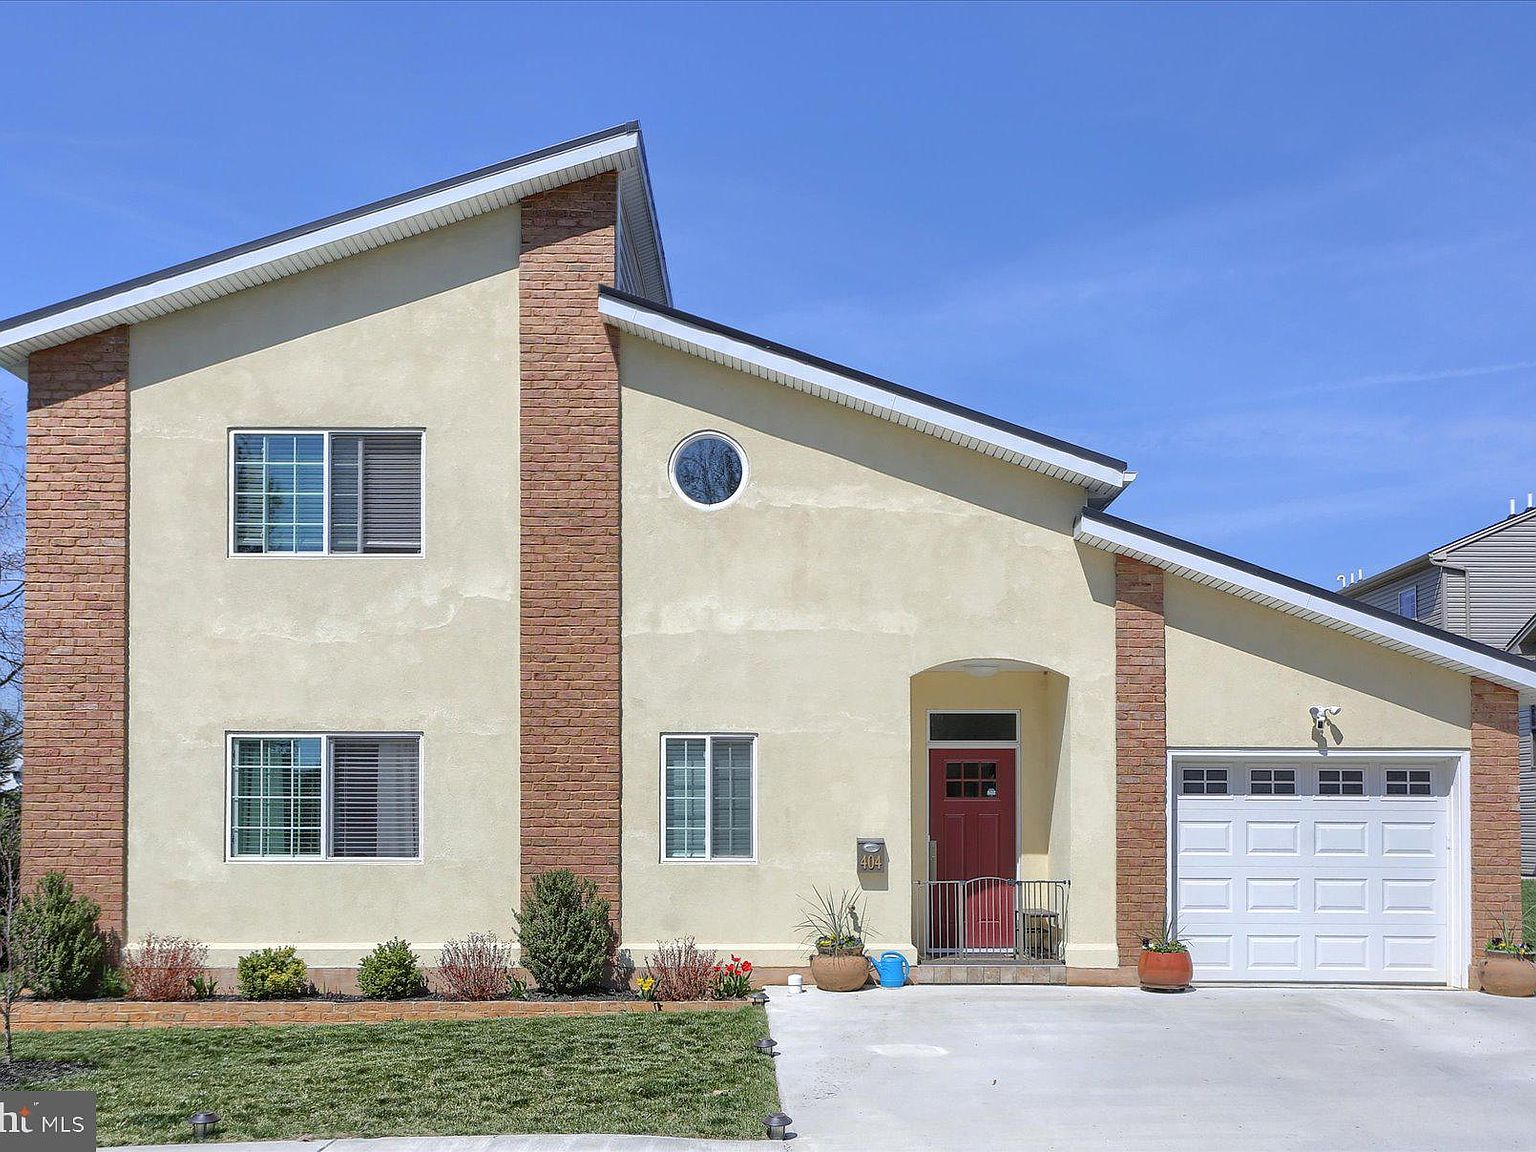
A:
856,837,886,874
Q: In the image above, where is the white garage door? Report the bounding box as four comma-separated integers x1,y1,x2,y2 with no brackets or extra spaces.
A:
1173,759,1454,984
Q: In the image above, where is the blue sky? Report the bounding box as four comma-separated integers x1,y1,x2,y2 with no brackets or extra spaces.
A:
3,2,1535,585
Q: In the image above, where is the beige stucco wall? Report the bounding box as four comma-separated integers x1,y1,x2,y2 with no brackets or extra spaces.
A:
1165,577,1471,749
618,336,1121,968
127,206,522,966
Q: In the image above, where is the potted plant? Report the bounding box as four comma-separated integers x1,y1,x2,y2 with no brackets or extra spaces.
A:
1138,921,1193,992
797,887,870,992
1481,906,1536,998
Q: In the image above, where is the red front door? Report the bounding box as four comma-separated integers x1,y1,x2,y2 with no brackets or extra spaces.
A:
928,748,1017,952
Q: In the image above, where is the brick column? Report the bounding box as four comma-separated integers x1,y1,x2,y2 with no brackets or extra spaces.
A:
1470,677,1521,972
24,327,131,939
518,174,623,929
1115,555,1166,966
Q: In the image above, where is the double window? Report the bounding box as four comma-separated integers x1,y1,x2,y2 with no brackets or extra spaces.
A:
231,431,423,555
229,734,421,860
662,734,755,861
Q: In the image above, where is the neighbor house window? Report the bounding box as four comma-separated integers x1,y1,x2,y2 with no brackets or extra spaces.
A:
232,431,423,555
1398,586,1418,620
229,734,421,859
662,734,755,860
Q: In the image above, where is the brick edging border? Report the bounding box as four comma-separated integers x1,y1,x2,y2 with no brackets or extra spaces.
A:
14,997,746,1032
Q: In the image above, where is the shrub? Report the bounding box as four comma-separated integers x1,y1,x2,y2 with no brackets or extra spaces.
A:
357,938,428,1000
98,967,129,998
713,954,754,999
796,887,868,956
514,870,614,994
436,932,512,1000
122,934,208,1001
236,946,311,1000
13,872,108,999
645,937,717,1002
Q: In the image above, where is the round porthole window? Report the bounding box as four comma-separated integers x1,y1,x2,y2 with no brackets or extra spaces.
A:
670,431,746,509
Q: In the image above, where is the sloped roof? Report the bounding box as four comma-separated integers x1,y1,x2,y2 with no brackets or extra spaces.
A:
1349,506,1536,598
1077,509,1536,692
598,286,1135,502
0,123,668,379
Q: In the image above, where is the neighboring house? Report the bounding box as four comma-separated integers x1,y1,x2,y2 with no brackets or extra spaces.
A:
1345,506,1536,877
3,123,1533,991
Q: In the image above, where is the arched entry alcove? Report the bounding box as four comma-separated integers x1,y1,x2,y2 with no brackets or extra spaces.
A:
910,659,1071,963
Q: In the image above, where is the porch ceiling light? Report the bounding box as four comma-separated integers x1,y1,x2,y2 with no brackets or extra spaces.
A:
962,660,1000,678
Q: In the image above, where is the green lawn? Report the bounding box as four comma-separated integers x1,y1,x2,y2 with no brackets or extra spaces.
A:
12,1008,780,1145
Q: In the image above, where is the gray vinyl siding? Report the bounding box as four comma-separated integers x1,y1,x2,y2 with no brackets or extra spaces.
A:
1354,565,1442,628
1440,514,1536,649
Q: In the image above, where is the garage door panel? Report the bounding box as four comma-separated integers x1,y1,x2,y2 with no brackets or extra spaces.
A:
1315,821,1370,855
1174,758,1454,985
1247,821,1300,855
1246,877,1301,912
1178,877,1233,912
1177,820,1233,856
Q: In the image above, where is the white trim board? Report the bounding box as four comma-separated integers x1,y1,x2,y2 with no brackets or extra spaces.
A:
1076,509,1536,693
0,125,668,378
598,289,1135,501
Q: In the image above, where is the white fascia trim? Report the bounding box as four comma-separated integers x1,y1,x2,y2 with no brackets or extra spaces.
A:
1076,512,1536,693
1,132,646,375
598,293,1132,497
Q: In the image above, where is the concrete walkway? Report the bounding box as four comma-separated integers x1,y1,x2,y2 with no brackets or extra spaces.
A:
767,983,1536,1151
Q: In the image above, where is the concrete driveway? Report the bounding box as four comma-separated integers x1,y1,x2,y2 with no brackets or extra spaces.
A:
767,984,1536,1151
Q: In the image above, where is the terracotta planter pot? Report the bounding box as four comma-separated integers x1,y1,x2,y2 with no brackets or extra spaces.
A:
1138,948,1193,992
810,953,870,992
1480,951,1536,997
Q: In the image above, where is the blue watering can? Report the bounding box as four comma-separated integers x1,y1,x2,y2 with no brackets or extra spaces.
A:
874,951,910,988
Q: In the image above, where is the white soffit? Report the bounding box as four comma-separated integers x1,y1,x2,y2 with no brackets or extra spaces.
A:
598,288,1134,499
0,123,669,379
1076,509,1536,692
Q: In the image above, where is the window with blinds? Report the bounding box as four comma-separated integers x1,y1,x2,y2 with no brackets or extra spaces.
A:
232,431,422,555
228,733,421,860
662,734,755,861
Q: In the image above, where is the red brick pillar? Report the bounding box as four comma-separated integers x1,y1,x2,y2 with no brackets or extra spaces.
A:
1115,555,1167,968
1470,678,1521,978
518,175,623,929
24,327,131,939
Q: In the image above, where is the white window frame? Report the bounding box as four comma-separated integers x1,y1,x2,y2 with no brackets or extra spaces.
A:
227,428,427,558
659,732,758,864
225,731,424,864
1399,585,1418,620
925,709,1022,749
667,430,749,511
